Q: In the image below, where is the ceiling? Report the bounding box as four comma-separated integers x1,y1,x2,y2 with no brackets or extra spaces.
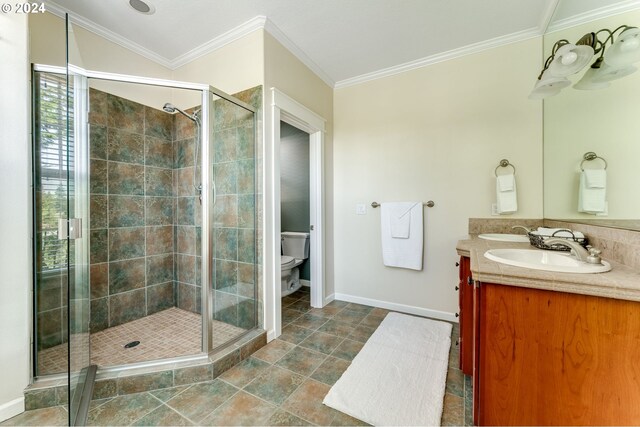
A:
48,0,640,87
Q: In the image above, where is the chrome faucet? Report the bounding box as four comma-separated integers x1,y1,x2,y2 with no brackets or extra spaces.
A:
545,238,602,264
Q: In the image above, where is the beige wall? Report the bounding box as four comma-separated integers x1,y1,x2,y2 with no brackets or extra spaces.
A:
30,12,174,108
333,38,543,316
0,13,31,421
172,29,264,103
544,10,640,220
263,31,334,334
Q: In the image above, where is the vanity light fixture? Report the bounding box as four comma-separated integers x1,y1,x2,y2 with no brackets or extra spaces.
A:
530,25,640,99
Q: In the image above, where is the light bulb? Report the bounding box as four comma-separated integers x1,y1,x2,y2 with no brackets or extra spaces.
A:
561,51,578,65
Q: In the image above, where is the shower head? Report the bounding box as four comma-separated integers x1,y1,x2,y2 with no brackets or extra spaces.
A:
162,103,200,123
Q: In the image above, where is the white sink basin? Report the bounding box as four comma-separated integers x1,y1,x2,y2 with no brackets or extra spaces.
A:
478,233,529,243
484,249,611,274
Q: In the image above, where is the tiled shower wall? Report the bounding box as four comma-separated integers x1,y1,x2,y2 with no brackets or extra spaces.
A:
38,85,261,348
211,88,261,330
88,88,181,332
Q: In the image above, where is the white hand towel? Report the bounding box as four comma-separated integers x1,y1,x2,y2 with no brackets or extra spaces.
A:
578,170,606,214
497,174,515,191
496,174,518,214
381,202,423,271
584,169,606,188
390,203,419,239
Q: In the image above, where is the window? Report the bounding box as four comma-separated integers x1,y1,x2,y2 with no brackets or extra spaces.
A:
35,71,74,271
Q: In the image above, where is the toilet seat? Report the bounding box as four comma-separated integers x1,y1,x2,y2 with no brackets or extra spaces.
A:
281,255,296,268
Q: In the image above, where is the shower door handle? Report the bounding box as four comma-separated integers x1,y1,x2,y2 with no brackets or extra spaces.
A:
58,218,82,240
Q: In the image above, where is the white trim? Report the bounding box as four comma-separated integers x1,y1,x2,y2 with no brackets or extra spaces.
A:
300,279,311,288
334,293,459,323
267,88,326,339
0,397,24,423
272,90,326,132
266,329,277,342
46,1,174,68
539,0,561,34
263,19,335,88
547,0,640,33
324,293,335,306
45,2,335,86
171,16,266,69
335,26,541,88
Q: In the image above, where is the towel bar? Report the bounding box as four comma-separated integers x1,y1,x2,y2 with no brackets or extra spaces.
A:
495,159,516,176
371,201,435,208
580,152,607,171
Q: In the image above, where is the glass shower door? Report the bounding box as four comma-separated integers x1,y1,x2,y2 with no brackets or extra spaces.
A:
66,15,95,426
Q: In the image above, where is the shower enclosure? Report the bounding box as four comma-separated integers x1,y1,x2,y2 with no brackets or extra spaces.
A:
32,61,258,424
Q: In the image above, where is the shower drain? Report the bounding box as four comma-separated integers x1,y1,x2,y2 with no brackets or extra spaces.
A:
124,340,140,348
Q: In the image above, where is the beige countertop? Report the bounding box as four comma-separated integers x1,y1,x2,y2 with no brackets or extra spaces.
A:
456,236,640,302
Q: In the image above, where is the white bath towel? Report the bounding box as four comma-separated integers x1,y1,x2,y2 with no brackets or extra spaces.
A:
389,202,419,238
578,170,607,214
496,174,518,214
381,202,423,270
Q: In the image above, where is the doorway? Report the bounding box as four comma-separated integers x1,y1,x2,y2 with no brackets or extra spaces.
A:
268,88,326,338
279,123,311,323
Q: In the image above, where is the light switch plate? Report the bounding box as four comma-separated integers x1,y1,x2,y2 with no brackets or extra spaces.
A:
491,203,499,216
356,204,366,215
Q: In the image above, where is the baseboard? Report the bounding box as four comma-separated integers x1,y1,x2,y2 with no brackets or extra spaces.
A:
333,293,458,323
324,293,335,306
266,329,276,342
0,397,24,422
300,279,311,288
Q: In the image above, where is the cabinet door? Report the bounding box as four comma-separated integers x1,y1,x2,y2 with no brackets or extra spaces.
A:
459,256,473,375
476,283,640,426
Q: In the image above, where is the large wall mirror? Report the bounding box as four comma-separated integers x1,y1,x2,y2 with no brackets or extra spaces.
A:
543,0,640,230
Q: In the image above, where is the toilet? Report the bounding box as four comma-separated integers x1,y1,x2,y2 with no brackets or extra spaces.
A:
281,231,310,297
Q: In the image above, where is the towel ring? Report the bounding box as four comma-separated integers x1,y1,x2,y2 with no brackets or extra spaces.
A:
580,152,607,171
494,159,516,177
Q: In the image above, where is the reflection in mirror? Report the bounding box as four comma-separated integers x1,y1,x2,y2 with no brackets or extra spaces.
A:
543,3,640,231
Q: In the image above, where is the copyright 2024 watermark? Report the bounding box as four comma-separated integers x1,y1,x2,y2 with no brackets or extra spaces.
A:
1,2,46,13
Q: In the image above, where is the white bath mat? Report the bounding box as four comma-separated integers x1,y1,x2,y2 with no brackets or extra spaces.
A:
323,312,452,426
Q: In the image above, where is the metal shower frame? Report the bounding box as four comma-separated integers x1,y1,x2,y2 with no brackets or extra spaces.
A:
32,63,258,378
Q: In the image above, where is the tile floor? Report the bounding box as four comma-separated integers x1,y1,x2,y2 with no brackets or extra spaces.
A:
38,308,246,374
8,288,471,426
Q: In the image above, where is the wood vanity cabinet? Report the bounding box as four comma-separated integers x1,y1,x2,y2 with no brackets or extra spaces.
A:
457,256,473,375
473,282,640,426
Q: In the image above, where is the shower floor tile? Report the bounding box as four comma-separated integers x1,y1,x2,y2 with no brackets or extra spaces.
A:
90,307,202,367
37,308,246,374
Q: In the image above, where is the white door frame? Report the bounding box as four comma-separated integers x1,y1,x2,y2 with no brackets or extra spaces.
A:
266,88,326,339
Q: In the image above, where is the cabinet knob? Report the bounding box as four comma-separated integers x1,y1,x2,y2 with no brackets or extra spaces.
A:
467,277,473,285
455,286,459,291
455,312,459,318
455,262,460,267
455,338,460,346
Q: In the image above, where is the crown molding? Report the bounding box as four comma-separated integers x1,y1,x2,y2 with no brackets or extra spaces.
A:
547,0,640,33
170,16,266,69
42,3,335,86
263,19,335,87
45,1,174,68
335,27,541,89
